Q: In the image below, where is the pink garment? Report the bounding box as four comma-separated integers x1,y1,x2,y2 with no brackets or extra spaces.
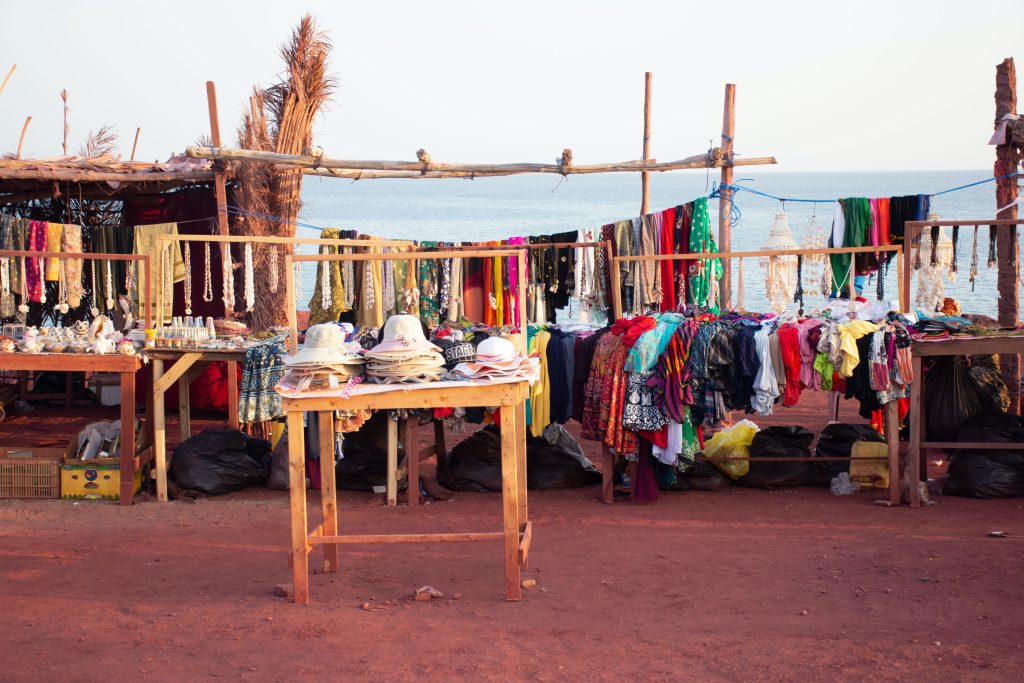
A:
507,236,527,329
26,220,46,302
796,319,821,390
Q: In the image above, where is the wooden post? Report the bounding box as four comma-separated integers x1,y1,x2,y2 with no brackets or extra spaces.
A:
119,369,136,506
995,58,1020,412
206,81,232,319
640,72,652,217
0,64,15,98
152,358,167,503
908,355,924,508
885,400,900,506
60,90,68,155
16,116,31,159
226,360,239,430
286,409,310,605
386,417,398,507
718,84,736,310
130,127,141,161
318,410,339,573
499,404,522,601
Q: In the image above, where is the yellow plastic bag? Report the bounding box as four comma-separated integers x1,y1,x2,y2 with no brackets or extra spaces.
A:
703,419,759,479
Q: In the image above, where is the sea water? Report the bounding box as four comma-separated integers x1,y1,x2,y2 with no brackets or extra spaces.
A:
296,169,1015,317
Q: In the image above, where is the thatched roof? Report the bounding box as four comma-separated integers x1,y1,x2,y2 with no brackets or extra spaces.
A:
0,153,222,201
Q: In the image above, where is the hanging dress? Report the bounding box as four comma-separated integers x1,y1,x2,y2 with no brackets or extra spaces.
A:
686,198,722,313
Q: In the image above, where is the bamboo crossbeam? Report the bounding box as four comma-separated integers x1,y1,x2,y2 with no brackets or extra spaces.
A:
0,168,215,183
614,244,903,262
293,248,526,262
155,234,412,247
186,145,777,175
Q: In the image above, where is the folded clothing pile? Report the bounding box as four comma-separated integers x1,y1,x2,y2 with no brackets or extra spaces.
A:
365,314,446,384
447,336,539,381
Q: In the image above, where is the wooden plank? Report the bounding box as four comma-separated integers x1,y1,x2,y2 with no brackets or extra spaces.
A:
294,248,527,262
309,532,505,545
386,417,398,507
178,373,191,442
155,234,411,247
908,355,923,508
697,456,888,462
614,244,902,262
286,409,310,605
912,337,1024,357
719,82,736,309
902,226,914,315
601,444,615,505
918,441,1024,451
518,520,533,567
886,400,901,506
279,382,523,412
226,360,239,430
404,418,419,507
153,352,201,394
0,352,140,373
499,405,522,601
515,402,528,529
151,358,168,503
118,370,136,506
318,411,339,573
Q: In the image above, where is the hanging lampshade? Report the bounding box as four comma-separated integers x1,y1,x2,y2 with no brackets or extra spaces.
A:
916,209,955,311
800,214,828,263
760,210,800,312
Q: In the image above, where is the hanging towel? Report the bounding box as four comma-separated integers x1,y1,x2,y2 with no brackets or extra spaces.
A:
62,224,84,308
44,222,63,281
134,223,185,321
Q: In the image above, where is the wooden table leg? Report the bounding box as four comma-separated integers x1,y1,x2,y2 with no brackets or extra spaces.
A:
178,373,191,443
151,358,167,503
499,405,522,601
227,360,239,430
601,444,614,505
386,417,398,507
514,403,528,525
318,410,339,573
908,356,923,508
119,370,136,506
404,418,419,507
287,410,310,605
886,400,900,506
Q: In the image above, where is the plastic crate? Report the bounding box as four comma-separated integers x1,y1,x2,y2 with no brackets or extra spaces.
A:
0,447,64,499
61,459,141,501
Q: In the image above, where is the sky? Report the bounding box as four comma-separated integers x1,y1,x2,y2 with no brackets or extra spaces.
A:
0,1,1020,172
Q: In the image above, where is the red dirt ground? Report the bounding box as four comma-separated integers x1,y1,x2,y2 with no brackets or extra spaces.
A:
2,393,1023,681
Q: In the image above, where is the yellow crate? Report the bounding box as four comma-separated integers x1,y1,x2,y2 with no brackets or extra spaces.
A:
60,460,141,501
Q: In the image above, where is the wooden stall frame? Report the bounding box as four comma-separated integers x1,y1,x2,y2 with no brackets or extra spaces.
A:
603,243,908,505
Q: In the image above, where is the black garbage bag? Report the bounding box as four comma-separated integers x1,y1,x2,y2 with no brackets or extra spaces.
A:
170,429,271,496
680,460,730,491
267,432,290,490
944,413,1024,498
811,423,885,487
736,426,814,489
924,356,984,442
438,425,600,492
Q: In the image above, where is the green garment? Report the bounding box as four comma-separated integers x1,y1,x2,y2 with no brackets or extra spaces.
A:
686,197,723,313
308,228,347,325
813,351,833,391
829,198,872,293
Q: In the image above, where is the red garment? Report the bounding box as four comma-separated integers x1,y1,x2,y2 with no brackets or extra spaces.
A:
463,258,485,323
876,197,891,245
610,316,657,348
778,324,803,406
659,207,677,311
27,220,46,302
638,427,668,449
482,253,494,326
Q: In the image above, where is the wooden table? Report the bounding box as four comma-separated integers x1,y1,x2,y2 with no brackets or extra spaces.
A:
278,378,532,604
149,347,247,502
908,335,1024,507
0,352,147,505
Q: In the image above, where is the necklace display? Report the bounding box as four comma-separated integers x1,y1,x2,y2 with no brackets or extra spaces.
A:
202,241,213,302
17,256,28,322
222,245,235,312
0,252,12,317
320,249,332,309
341,248,354,309
294,260,303,304
161,244,172,312
268,245,279,293
183,241,192,315
105,260,114,311
244,243,255,312
54,259,70,314
90,260,99,317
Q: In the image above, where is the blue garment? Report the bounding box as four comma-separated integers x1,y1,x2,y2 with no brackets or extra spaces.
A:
624,312,685,373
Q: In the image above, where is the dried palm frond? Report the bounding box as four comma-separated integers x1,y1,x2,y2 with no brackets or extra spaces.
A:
233,14,334,330
79,125,118,158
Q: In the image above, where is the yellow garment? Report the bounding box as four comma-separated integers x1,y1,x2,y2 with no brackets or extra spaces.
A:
45,223,63,281
838,320,880,377
492,254,504,325
307,228,347,325
61,224,84,308
134,223,185,322
357,255,384,329
529,330,550,437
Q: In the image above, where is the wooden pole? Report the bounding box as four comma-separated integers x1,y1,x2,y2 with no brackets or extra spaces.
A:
719,83,736,310
60,89,68,155
641,72,652,217
0,64,15,98
186,145,777,175
206,81,233,318
16,116,31,159
994,58,1020,412
130,127,141,161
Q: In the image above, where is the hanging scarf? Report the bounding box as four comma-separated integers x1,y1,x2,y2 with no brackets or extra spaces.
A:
686,198,722,313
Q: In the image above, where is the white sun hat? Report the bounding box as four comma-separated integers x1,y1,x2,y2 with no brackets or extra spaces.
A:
370,314,442,354
286,324,364,367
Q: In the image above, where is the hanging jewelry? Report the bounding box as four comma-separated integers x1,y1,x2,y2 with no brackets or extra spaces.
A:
221,245,235,312
55,259,70,314
0,252,12,317
319,252,332,309
202,241,213,302
17,257,28,322
90,259,99,317
969,226,979,292
951,225,959,274
363,255,375,311
383,251,396,314
793,255,805,315
268,245,279,293
987,224,997,268
183,241,193,315
930,226,940,267
162,244,173,314
294,260,303,304
105,260,114,311
243,242,255,312
341,247,354,310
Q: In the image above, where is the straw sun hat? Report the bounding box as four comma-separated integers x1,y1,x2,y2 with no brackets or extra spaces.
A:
286,324,363,368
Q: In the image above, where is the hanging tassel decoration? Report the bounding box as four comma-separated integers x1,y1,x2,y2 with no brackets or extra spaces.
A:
202,241,214,302
243,242,255,312
930,226,940,267
183,241,192,315
951,225,959,274
268,245,279,293
876,258,887,302
319,252,332,309
988,224,997,267
970,226,979,292
793,254,804,316
221,245,235,312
